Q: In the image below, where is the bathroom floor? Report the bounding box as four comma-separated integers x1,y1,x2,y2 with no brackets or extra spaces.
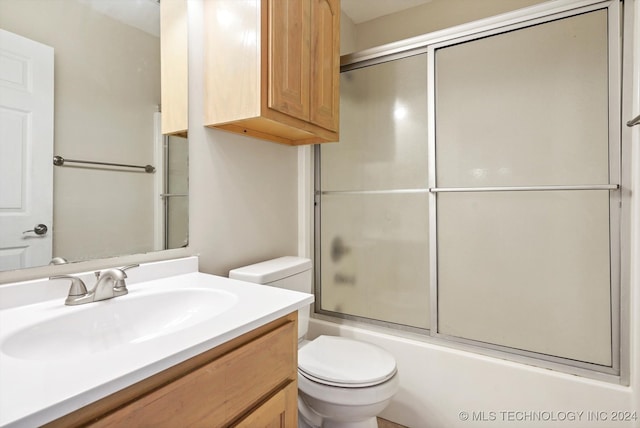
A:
378,417,408,428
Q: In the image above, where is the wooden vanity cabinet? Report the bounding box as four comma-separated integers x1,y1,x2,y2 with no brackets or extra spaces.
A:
204,0,340,145
45,313,298,428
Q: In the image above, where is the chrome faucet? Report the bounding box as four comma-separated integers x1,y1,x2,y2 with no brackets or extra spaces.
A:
52,264,139,306
92,268,127,301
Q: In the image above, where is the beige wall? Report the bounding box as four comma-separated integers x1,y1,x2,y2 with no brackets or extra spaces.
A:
0,0,159,262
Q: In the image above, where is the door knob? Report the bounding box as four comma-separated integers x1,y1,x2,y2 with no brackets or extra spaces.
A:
23,224,48,236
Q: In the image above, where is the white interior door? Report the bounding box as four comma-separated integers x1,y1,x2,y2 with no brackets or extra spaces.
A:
0,29,54,270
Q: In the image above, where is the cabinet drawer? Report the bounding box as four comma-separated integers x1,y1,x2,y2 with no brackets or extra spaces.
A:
93,320,296,427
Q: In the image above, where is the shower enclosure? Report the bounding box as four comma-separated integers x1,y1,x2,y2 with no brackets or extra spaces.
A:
315,0,625,376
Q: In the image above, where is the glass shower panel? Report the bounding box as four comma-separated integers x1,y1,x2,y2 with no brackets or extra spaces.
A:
437,190,611,366
167,196,188,248
320,192,430,329
435,10,609,188
321,53,428,191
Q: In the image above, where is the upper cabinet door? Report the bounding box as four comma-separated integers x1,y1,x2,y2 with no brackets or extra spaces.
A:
309,0,339,132
268,0,311,122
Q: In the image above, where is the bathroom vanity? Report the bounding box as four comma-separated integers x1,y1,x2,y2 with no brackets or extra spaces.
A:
47,313,298,427
0,257,312,427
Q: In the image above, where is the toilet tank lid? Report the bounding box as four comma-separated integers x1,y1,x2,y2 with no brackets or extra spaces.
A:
229,256,312,284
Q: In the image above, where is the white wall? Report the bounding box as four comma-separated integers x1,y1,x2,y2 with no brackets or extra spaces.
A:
0,0,159,262
308,0,640,427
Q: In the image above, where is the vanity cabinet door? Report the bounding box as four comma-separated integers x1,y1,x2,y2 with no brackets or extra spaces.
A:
233,382,298,427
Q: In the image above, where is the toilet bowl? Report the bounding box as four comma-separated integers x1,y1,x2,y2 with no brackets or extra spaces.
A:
229,257,399,428
298,372,400,428
297,336,399,428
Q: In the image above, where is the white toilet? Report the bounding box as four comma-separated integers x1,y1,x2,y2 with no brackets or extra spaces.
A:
229,256,399,428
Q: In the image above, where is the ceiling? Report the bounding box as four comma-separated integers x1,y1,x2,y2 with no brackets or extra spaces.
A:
341,0,433,24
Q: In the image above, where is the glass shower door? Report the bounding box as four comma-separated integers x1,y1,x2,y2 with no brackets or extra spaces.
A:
317,53,431,330
431,8,616,366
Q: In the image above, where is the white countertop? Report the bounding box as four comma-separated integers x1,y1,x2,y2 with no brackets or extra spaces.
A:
0,257,313,427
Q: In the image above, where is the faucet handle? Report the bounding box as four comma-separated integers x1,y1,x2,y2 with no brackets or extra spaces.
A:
111,264,138,295
119,264,139,274
97,264,138,279
50,275,88,296
51,275,89,305
96,268,126,281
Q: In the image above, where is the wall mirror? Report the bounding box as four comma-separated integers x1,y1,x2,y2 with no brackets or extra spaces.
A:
0,0,188,274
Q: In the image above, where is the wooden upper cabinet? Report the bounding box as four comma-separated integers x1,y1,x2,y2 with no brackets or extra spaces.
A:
204,0,340,145
160,0,188,137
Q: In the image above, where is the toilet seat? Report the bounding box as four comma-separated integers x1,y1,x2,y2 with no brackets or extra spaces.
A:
298,336,397,388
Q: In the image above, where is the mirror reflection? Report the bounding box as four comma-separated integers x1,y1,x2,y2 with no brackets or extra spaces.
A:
0,0,188,273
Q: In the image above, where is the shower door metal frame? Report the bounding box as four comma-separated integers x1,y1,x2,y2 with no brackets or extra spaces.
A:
314,0,630,383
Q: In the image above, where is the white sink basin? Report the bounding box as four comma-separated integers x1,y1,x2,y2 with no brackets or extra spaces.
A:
1,288,238,361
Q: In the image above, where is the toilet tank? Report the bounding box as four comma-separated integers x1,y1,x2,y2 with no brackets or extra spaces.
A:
229,256,312,340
